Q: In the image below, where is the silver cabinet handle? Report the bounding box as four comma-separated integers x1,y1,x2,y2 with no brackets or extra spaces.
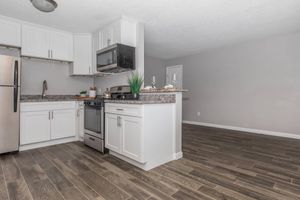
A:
116,108,124,111
48,111,51,120
117,116,122,127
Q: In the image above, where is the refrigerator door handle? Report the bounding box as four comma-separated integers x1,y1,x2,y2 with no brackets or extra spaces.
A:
13,60,18,112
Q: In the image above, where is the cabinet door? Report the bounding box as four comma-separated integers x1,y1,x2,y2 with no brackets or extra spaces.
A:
101,26,114,48
111,20,121,45
105,113,121,153
73,34,92,75
77,105,85,139
121,115,143,162
51,109,76,139
50,31,73,61
0,18,21,47
20,111,51,145
21,24,49,59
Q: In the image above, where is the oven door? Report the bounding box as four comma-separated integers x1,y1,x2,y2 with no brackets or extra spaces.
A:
84,105,103,139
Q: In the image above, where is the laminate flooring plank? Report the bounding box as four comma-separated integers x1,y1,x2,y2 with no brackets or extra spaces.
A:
14,152,63,200
0,158,9,200
51,158,102,200
1,154,32,200
78,170,130,200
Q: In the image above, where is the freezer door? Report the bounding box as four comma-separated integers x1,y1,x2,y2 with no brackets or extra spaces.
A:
0,55,20,86
0,86,20,153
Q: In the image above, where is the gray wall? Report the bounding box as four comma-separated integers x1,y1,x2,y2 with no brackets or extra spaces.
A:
144,55,165,88
165,32,300,135
21,58,93,95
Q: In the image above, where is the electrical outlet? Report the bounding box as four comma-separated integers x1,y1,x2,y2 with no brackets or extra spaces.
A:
197,112,201,117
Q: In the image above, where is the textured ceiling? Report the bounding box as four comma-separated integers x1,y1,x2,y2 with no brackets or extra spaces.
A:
0,0,299,59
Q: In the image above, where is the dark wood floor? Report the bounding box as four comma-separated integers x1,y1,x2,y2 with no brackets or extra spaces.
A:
1,124,300,200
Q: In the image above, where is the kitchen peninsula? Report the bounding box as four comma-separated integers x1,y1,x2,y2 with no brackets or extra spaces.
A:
104,90,185,171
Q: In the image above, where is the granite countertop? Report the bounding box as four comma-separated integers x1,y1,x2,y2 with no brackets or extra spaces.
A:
105,93,176,104
20,95,81,102
140,88,188,93
104,99,175,104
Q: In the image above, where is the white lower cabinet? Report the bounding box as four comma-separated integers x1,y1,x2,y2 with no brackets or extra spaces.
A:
105,103,175,171
105,113,143,162
51,109,76,139
105,114,121,153
76,101,85,140
20,111,51,145
121,115,143,161
20,102,77,146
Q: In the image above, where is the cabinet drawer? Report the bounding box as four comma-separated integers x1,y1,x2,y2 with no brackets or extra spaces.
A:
21,101,76,112
84,134,104,152
105,103,143,117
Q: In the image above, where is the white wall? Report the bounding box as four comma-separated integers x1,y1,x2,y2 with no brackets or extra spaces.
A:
144,55,165,88
21,58,93,95
165,31,300,135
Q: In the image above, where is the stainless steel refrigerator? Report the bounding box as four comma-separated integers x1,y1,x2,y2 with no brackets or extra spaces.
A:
0,55,20,154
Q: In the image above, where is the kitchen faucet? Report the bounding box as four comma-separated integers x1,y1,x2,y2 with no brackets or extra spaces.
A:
42,80,48,98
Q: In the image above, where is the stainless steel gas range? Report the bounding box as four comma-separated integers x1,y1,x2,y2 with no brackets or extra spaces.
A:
83,98,106,153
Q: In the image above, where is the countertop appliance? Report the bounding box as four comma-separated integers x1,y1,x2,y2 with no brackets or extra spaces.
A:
83,97,106,153
0,55,20,154
97,43,135,73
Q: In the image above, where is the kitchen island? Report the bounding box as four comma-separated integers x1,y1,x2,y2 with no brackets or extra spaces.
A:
104,91,184,171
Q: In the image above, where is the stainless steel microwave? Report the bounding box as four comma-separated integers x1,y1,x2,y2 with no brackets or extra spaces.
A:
96,43,135,73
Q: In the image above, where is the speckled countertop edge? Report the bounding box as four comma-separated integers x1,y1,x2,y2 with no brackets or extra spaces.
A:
104,100,175,104
20,95,81,102
140,89,188,93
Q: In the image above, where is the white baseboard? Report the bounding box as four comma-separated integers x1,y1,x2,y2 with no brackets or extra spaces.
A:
183,120,300,140
174,151,183,160
19,137,78,151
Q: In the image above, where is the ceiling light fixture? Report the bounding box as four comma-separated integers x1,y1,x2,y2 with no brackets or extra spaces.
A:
30,0,57,12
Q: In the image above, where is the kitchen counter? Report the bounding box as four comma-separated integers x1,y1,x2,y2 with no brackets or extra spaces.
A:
104,99,175,104
104,93,176,104
140,88,188,93
20,95,80,102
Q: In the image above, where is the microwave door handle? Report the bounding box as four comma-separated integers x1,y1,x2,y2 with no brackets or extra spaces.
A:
13,60,19,112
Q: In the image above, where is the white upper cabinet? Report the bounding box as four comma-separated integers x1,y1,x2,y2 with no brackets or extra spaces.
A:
96,18,137,50
100,25,114,48
21,24,74,62
72,33,92,75
0,18,21,47
50,31,73,61
21,24,49,59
